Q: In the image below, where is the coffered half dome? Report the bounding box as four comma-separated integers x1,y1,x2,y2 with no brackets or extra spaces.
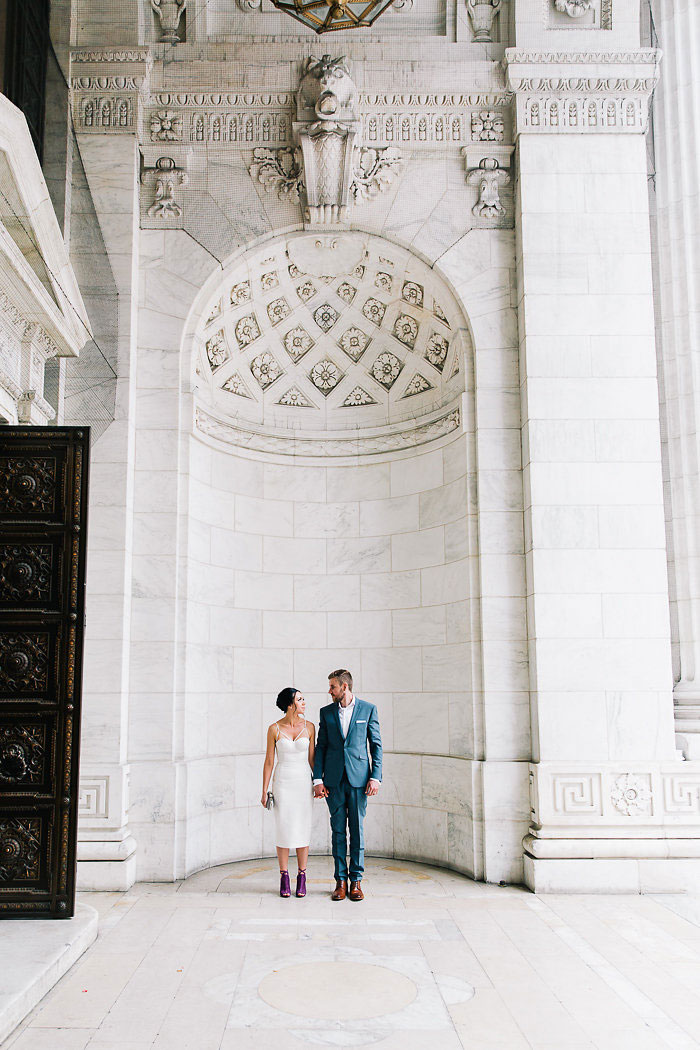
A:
194,233,467,454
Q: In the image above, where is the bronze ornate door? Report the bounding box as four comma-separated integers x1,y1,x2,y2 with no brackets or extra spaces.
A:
0,427,89,918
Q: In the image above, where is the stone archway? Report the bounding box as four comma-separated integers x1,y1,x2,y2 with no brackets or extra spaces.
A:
177,230,484,877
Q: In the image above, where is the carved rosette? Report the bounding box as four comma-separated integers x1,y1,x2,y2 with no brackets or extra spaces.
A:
0,726,45,784
610,774,652,817
0,457,57,515
0,818,41,882
0,632,50,693
0,545,53,604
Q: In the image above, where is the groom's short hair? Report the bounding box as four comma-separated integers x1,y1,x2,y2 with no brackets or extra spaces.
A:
329,668,353,692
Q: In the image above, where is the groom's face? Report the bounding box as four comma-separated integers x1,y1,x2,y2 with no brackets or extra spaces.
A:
328,677,345,702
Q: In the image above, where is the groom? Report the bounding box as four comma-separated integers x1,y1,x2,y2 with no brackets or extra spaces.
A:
313,669,382,901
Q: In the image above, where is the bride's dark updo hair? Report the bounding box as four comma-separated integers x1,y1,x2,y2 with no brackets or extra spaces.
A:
276,687,299,713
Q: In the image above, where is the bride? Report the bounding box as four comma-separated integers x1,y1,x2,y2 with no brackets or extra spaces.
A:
261,687,315,898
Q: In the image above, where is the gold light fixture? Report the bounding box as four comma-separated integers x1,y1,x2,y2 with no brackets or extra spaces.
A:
269,0,397,33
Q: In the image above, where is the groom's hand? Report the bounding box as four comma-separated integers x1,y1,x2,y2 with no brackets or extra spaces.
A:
365,779,380,796
314,784,328,799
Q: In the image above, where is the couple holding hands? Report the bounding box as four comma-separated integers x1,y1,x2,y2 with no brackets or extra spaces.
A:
261,669,382,901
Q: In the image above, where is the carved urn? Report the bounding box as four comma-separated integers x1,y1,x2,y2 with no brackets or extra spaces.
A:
466,0,501,43
151,0,186,43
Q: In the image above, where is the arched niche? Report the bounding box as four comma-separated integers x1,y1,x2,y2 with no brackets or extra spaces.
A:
179,231,483,879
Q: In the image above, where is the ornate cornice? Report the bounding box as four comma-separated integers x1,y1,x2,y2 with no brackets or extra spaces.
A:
71,48,152,63
504,48,660,134
195,404,461,459
504,49,659,64
0,290,61,356
71,75,146,92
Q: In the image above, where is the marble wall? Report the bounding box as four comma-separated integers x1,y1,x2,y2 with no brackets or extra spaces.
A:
179,432,479,874
68,0,700,896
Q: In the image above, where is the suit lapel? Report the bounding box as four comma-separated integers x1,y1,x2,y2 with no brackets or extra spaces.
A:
346,697,361,741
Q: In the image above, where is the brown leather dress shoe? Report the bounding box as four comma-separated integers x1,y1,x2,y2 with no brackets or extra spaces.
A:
331,879,347,901
348,880,364,901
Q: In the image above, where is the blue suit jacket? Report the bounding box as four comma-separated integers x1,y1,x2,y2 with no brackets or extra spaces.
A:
313,698,382,789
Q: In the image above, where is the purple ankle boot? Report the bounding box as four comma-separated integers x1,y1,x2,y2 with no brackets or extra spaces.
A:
279,870,291,897
296,870,307,898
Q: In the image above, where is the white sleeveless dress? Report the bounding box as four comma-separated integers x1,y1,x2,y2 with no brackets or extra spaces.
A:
272,728,313,848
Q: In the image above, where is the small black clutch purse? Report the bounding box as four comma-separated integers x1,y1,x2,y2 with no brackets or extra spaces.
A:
265,791,275,810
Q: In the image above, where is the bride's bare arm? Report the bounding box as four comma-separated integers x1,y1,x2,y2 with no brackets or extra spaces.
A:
307,722,316,772
261,724,276,807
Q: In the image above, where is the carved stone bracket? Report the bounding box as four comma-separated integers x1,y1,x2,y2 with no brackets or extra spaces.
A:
141,156,189,220
462,145,513,224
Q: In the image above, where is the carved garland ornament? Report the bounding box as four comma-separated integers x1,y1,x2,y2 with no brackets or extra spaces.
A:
554,0,592,16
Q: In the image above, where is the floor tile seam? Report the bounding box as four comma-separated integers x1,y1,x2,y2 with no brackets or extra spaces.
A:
532,897,700,1019
221,937,253,1033
645,897,700,942
485,907,604,1042
587,912,700,1001
523,896,700,1050
454,910,561,1046
480,913,657,1022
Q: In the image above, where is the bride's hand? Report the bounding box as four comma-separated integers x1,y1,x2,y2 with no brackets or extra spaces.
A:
260,793,267,808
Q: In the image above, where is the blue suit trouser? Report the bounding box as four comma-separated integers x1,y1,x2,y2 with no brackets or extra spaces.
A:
326,771,368,882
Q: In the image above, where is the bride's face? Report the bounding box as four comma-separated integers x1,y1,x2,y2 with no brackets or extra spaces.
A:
293,692,306,716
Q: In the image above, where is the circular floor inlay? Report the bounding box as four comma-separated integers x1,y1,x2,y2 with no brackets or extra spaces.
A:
258,962,418,1020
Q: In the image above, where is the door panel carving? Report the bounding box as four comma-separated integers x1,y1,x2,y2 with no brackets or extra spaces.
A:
0,429,88,918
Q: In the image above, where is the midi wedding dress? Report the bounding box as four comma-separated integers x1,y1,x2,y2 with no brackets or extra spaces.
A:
272,724,313,848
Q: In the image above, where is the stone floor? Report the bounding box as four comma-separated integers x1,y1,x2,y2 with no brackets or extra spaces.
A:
4,858,700,1050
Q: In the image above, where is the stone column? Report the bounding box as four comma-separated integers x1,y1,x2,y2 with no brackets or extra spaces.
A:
71,130,141,890
507,45,700,892
649,0,700,758
68,48,151,889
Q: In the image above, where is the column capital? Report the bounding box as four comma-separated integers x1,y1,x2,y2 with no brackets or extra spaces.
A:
503,47,661,134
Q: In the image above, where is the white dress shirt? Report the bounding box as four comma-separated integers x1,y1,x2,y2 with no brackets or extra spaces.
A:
314,698,379,789
338,697,355,738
